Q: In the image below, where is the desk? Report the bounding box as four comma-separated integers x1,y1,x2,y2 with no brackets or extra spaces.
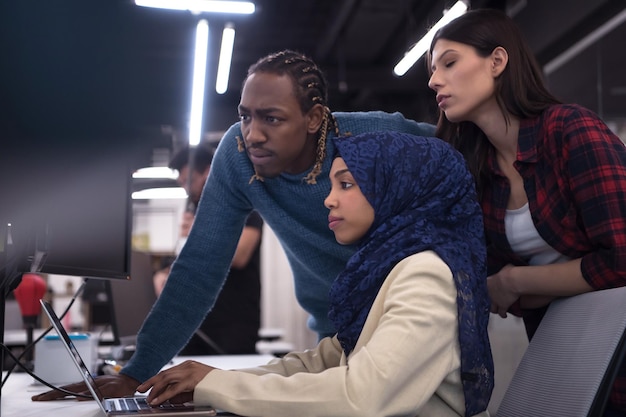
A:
3,329,116,347
0,354,275,417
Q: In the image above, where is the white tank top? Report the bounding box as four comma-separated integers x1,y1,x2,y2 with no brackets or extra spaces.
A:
505,203,570,266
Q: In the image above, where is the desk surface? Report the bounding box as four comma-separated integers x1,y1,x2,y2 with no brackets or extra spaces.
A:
0,354,275,417
3,329,116,346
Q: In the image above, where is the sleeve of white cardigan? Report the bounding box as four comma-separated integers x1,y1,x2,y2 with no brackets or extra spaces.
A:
193,251,460,417
230,335,344,377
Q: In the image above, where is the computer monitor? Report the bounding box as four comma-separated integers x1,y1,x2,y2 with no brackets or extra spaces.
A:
0,140,133,293
0,137,134,381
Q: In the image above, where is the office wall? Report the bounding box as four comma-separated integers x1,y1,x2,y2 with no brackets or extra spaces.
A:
260,226,318,351
132,199,185,254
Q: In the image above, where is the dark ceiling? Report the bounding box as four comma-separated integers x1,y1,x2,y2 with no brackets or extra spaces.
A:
1,0,625,170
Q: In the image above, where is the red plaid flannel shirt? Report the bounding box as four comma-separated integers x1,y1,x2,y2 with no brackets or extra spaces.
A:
482,104,626,413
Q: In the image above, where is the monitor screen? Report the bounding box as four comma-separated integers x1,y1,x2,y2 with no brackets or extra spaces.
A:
0,140,132,288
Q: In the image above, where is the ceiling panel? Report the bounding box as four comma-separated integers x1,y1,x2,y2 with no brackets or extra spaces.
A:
1,0,624,166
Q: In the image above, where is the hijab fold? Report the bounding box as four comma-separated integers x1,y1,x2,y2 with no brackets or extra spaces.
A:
329,132,493,416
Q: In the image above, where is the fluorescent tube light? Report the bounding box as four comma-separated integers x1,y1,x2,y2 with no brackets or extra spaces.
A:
216,24,236,94
135,0,255,15
544,8,626,76
132,167,179,179
189,19,209,146
132,187,188,200
393,0,468,77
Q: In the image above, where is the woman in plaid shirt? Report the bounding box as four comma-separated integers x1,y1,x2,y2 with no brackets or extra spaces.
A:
428,8,626,416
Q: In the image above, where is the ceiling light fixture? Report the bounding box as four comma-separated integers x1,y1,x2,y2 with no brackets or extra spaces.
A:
132,187,188,200
216,23,236,94
132,167,179,179
134,0,255,146
544,8,626,76
135,0,255,15
189,19,209,146
393,0,468,77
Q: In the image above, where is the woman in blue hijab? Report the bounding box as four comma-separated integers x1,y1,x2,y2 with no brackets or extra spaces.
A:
139,131,493,417
328,131,493,416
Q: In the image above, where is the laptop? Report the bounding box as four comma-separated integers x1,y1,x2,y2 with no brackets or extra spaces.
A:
40,299,217,416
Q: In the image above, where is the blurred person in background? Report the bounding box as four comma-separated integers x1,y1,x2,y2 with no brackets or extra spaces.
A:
153,141,263,355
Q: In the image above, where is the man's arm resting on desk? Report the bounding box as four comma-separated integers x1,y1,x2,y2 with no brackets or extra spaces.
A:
30,373,140,401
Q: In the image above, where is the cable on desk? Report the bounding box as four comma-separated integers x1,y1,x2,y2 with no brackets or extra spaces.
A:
0,344,91,399
1,278,88,389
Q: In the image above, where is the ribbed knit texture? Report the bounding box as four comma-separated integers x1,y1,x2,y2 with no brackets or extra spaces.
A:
496,286,626,416
122,111,435,383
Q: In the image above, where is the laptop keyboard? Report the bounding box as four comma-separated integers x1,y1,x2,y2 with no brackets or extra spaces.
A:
114,397,188,411
117,397,150,411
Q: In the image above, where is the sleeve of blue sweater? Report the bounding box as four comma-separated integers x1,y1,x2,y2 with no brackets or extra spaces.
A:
121,123,254,383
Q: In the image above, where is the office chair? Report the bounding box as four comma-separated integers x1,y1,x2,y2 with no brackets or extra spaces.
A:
496,286,626,417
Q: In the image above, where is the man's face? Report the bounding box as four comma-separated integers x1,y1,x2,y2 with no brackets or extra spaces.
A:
237,72,321,178
176,165,208,205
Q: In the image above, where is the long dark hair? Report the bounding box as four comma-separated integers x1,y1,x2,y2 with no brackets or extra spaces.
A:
427,9,560,198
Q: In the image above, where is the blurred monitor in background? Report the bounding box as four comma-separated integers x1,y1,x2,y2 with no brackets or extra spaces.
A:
81,250,156,346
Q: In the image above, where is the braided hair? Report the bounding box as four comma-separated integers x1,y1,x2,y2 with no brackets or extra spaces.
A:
238,50,339,184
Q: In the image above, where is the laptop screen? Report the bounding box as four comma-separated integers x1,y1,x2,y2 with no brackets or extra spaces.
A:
40,299,108,403
39,299,218,416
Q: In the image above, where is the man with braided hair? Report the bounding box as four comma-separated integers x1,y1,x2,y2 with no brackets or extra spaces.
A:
32,49,435,401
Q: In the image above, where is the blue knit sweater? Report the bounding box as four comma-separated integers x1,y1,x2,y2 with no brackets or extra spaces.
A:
122,111,435,382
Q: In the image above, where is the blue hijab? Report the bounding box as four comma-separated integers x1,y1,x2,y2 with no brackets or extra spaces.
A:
328,131,493,416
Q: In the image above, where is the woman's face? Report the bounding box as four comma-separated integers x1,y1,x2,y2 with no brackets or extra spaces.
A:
324,157,374,245
428,39,499,124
